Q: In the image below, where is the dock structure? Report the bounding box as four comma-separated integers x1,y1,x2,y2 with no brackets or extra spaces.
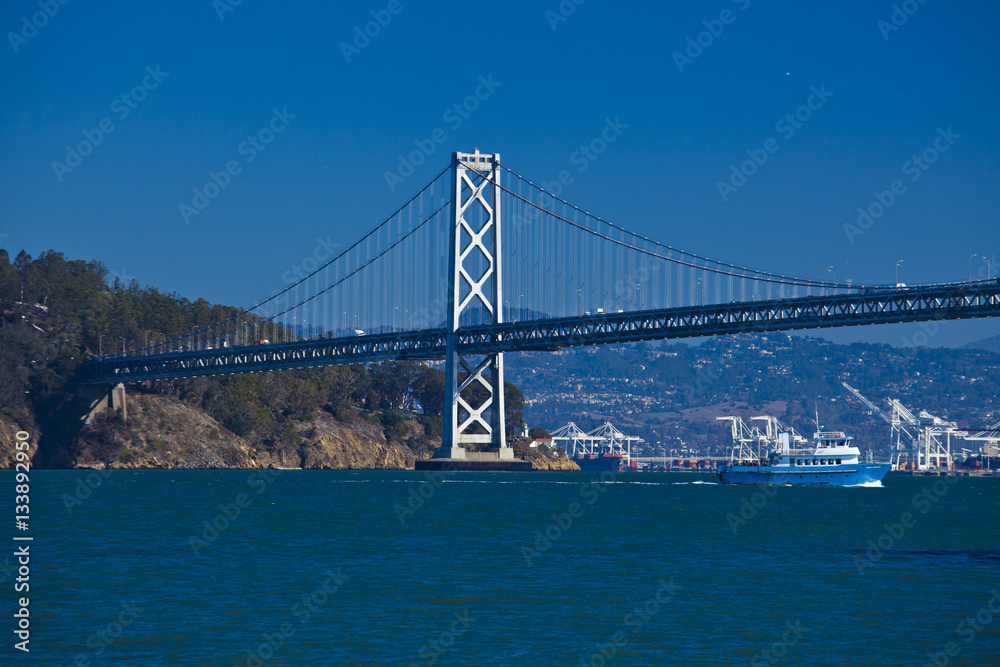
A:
550,421,643,466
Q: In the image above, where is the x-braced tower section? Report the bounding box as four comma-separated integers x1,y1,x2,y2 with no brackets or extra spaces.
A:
436,150,511,460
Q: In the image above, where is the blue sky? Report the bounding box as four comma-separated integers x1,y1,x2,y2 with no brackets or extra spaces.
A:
1,0,998,347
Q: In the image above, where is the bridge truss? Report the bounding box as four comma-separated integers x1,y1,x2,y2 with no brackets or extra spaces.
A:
82,280,1000,383
79,150,1000,459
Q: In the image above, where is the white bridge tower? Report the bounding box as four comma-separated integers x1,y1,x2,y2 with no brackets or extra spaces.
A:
435,150,512,460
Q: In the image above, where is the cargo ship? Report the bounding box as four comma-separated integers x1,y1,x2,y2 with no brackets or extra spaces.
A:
717,430,890,485
550,422,641,473
572,452,624,472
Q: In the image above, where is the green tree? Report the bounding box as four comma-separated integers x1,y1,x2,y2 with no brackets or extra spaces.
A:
371,361,419,410
411,365,445,416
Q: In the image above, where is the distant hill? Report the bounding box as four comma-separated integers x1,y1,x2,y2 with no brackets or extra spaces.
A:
963,334,1000,354
506,333,1000,459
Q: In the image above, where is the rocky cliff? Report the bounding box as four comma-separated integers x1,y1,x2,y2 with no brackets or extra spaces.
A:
0,415,39,469
524,447,581,471
70,393,417,470
9,391,576,471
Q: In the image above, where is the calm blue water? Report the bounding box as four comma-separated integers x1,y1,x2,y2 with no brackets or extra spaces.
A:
7,470,1000,666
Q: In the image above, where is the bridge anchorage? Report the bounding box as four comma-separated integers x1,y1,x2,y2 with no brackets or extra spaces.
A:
78,146,1000,470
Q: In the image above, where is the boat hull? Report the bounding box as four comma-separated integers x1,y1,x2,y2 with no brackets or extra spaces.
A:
573,454,622,472
717,463,890,485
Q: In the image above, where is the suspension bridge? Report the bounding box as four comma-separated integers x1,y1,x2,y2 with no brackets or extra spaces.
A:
81,149,1000,461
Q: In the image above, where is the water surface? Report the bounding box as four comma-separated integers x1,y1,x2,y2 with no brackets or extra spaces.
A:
12,470,1000,665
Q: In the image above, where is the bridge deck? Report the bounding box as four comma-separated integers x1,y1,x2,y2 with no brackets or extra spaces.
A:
79,281,1000,384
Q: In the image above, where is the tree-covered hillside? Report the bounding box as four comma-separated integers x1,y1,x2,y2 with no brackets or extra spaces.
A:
0,250,524,466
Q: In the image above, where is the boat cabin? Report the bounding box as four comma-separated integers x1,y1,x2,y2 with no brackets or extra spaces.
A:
769,431,861,467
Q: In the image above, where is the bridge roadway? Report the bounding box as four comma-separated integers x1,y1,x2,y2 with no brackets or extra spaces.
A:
80,280,1000,384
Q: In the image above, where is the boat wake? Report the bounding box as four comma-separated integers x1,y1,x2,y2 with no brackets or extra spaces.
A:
843,480,884,488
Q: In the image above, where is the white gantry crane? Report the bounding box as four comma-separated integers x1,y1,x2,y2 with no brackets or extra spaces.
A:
961,421,1000,467
587,422,643,465
549,421,643,465
841,382,962,470
716,415,808,463
549,422,601,458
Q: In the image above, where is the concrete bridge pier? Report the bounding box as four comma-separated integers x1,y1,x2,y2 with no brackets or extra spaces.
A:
79,382,127,424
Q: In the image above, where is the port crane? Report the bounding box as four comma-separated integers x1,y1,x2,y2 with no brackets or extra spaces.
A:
587,422,643,464
841,382,960,470
549,422,642,464
961,421,1000,469
716,415,808,463
548,422,599,458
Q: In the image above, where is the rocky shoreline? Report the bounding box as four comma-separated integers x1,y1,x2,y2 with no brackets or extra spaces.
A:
3,393,578,471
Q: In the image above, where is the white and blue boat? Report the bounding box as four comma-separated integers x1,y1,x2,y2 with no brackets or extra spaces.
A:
717,430,890,485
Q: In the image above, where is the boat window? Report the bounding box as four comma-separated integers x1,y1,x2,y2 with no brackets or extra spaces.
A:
813,459,817,465
837,458,842,465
